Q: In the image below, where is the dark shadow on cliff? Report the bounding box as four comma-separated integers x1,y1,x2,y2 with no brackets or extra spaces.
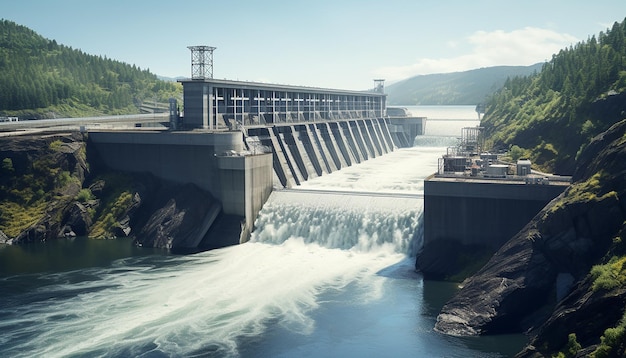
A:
433,119,626,356
416,239,496,282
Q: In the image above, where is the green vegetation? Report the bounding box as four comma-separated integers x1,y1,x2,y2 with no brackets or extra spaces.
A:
591,311,626,357
1,157,14,173
0,200,47,237
0,141,82,237
88,173,135,239
548,171,616,214
0,136,91,237
0,134,143,240
553,333,582,358
76,188,94,203
482,18,626,173
590,256,626,291
0,19,182,118
90,191,132,239
583,253,626,357
507,145,528,162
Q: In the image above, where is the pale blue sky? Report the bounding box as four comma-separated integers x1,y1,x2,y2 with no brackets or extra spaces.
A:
3,0,626,90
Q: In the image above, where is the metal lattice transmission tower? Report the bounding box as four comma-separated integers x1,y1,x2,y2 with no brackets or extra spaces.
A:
188,45,217,80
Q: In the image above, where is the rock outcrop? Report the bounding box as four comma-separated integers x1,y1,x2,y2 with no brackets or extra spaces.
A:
434,119,626,355
0,132,88,243
0,132,238,251
135,183,221,250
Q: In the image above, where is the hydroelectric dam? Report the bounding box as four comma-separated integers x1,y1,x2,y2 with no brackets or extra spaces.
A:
89,76,425,249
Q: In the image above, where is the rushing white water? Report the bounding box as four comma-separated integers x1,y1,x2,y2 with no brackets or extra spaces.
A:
298,147,440,194
1,108,515,358
0,175,425,357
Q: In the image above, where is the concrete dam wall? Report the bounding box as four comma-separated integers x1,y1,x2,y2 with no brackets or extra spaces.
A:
246,117,397,188
87,78,421,250
88,115,406,248
424,176,569,249
89,130,273,247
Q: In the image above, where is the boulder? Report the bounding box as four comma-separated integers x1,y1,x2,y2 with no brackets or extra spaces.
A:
59,201,92,237
435,226,557,335
518,277,626,357
136,183,218,250
0,230,10,244
15,216,58,243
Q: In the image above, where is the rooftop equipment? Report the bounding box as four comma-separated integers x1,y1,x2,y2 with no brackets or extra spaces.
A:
460,126,484,154
439,156,470,173
516,159,532,176
485,164,508,178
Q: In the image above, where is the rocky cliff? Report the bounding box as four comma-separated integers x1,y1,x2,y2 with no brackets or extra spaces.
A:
0,132,231,251
0,132,87,242
434,119,626,356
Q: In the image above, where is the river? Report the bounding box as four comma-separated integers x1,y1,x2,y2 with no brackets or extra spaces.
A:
0,106,527,357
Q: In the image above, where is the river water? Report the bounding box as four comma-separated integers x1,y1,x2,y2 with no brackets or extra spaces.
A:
0,106,526,357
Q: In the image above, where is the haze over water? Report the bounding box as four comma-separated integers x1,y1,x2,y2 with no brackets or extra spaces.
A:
0,106,525,357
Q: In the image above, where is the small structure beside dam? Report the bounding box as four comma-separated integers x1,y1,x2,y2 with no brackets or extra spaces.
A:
88,46,424,248
422,127,571,257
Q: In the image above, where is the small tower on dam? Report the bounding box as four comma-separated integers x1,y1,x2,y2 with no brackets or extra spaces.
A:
183,45,218,130
373,79,385,94
188,45,216,80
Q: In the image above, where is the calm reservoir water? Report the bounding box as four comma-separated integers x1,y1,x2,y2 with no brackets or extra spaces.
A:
0,106,527,357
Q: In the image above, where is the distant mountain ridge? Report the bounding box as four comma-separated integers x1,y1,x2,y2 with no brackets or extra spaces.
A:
385,64,543,105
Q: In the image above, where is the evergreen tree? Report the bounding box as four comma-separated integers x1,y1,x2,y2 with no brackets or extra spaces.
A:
0,19,181,118
482,17,626,174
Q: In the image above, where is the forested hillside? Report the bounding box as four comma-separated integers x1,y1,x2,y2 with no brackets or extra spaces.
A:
385,64,543,105
482,18,626,174
0,20,181,119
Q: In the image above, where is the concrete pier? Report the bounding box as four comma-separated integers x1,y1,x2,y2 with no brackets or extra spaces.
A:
89,131,244,196
424,175,569,249
89,130,273,243
217,152,273,241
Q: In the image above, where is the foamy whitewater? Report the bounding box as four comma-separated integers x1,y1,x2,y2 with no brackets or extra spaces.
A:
1,106,522,357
